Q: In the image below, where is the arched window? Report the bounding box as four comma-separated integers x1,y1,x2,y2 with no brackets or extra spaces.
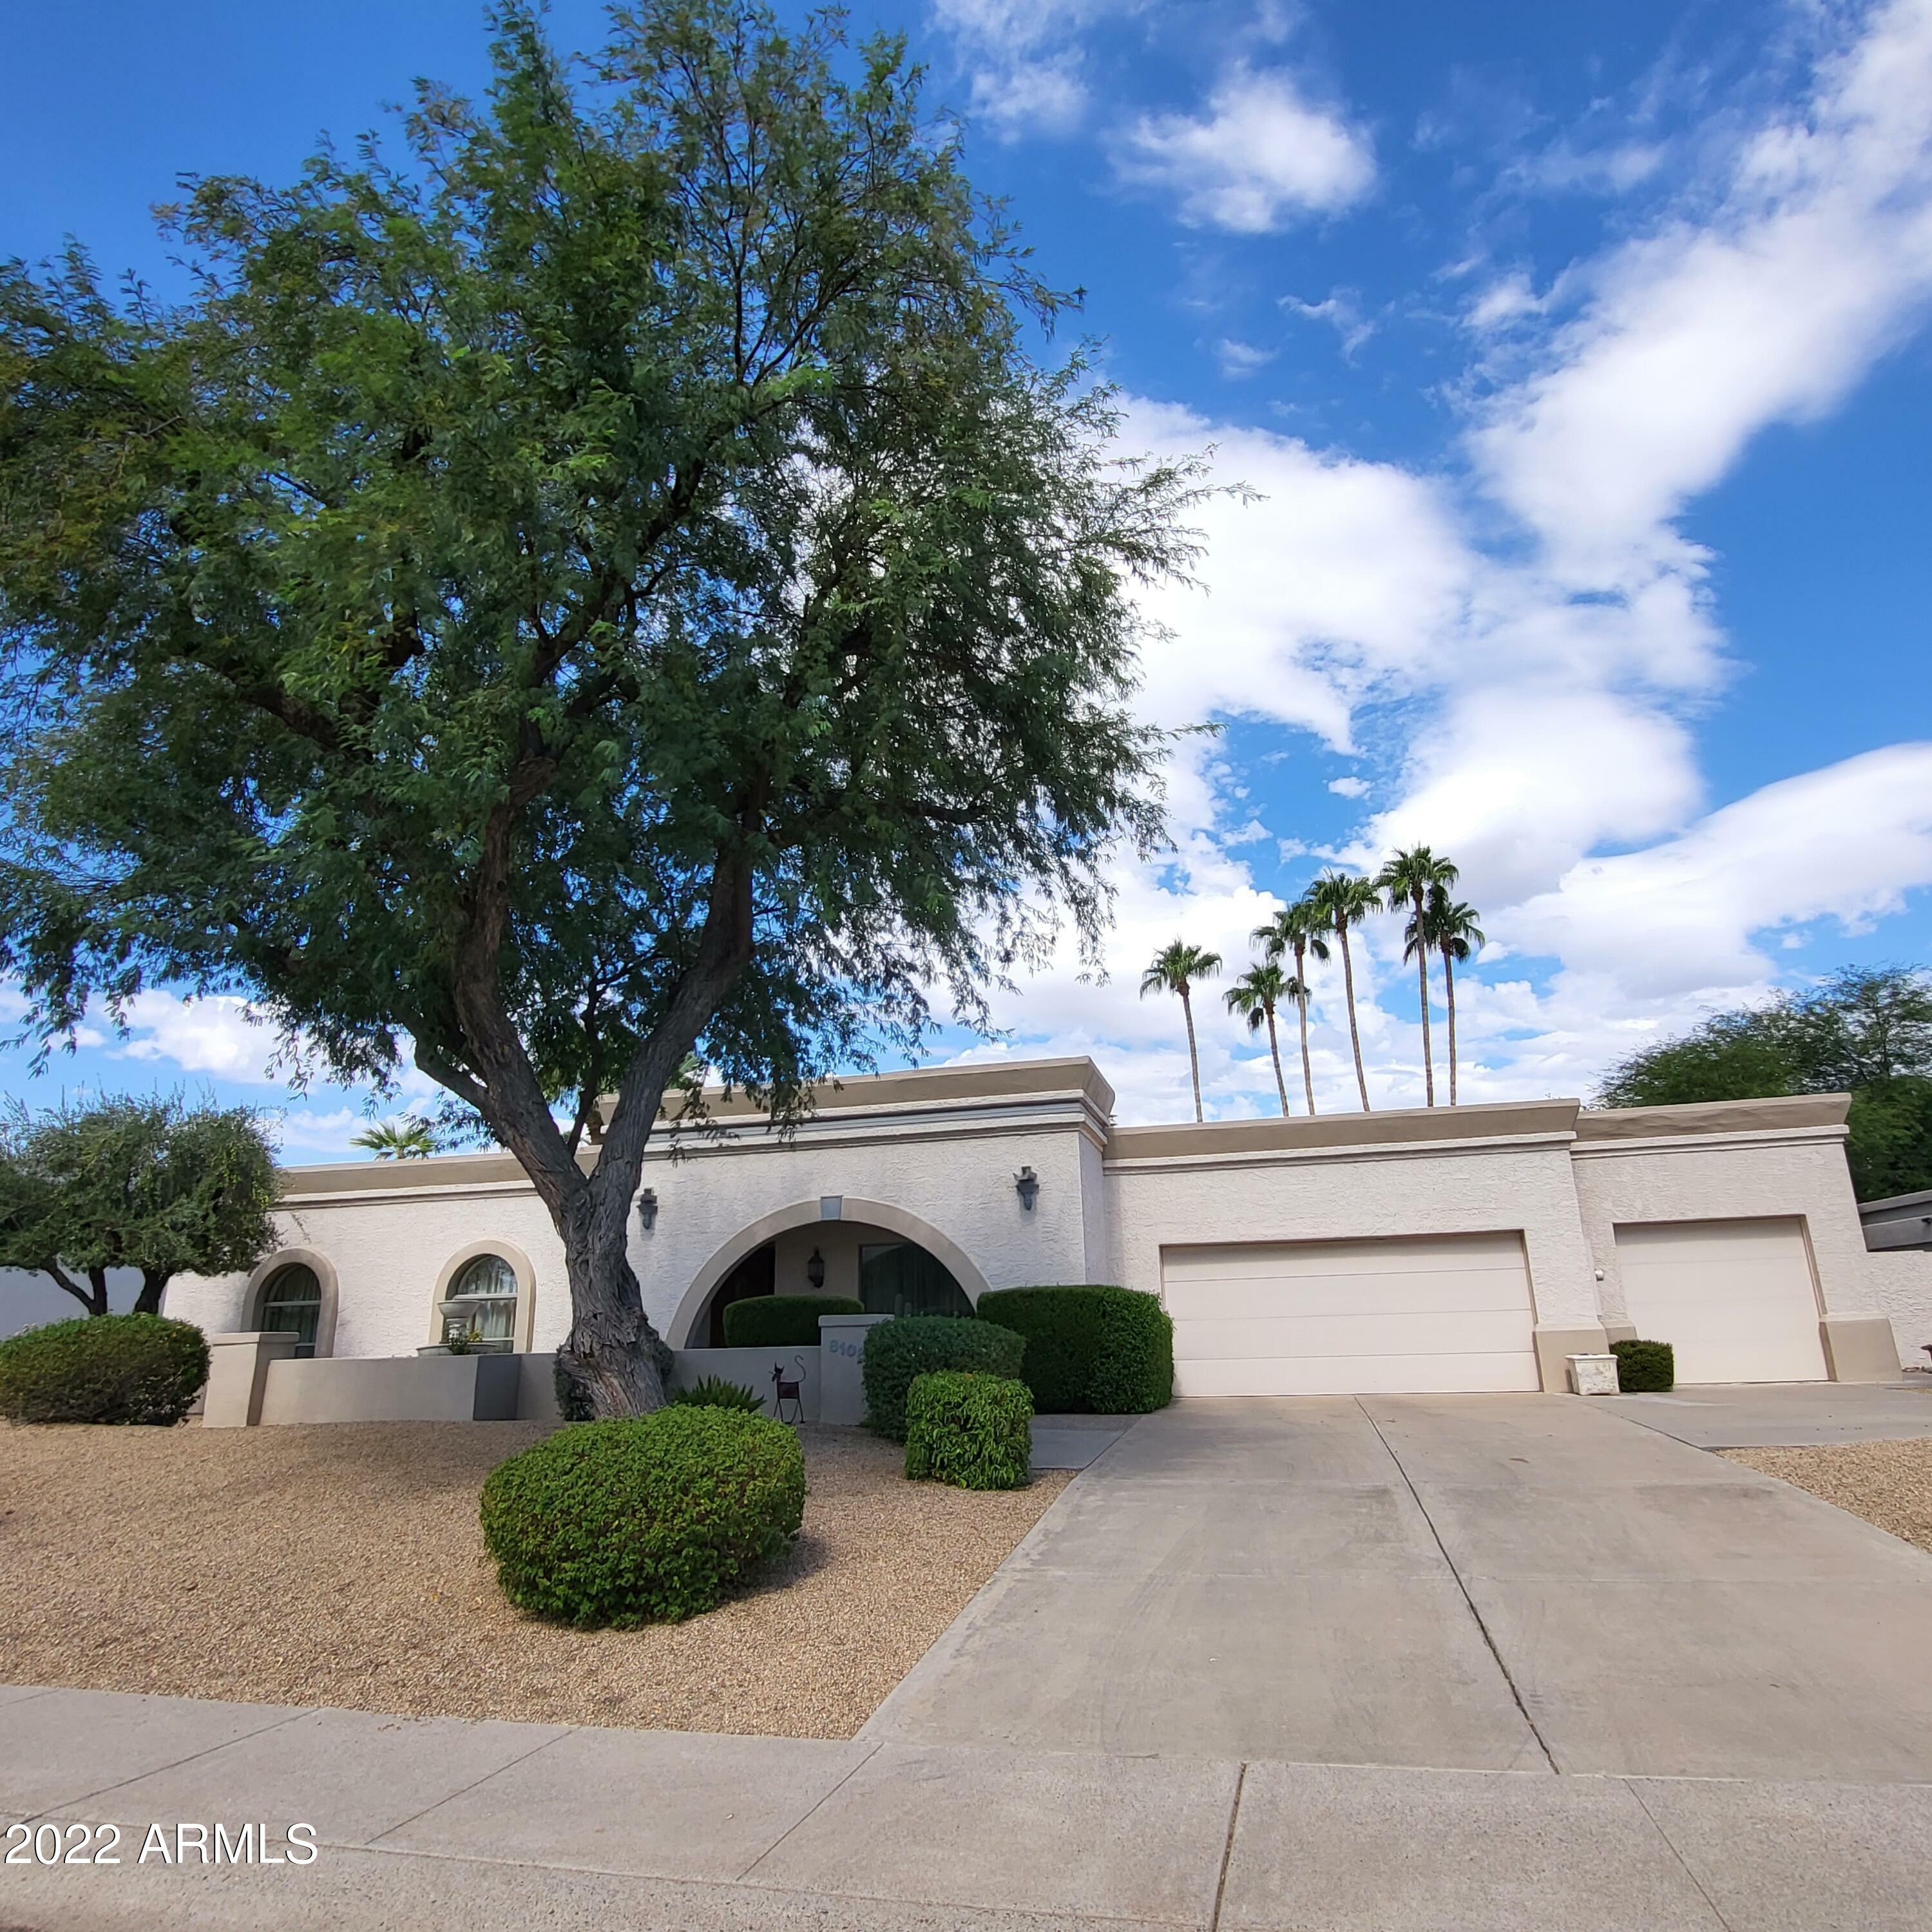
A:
439,1252,519,1352
257,1263,323,1359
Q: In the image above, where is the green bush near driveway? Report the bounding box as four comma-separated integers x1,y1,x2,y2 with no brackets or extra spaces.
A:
667,1375,765,1414
0,1314,209,1426
977,1285,1174,1414
862,1315,1026,1441
1611,1339,1676,1392
722,1294,864,1349
479,1408,805,1627
904,1371,1033,1489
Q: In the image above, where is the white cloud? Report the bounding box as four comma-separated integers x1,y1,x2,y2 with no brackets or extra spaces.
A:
1282,289,1375,358
1216,338,1277,378
1119,67,1375,231
116,991,289,1084
1327,776,1369,798
1473,0,1932,579
928,0,1140,135
1506,743,1932,995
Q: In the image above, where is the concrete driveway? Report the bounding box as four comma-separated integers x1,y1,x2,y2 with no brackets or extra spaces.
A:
863,1393,1932,1781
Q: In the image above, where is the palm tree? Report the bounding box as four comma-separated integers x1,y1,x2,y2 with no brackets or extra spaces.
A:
1376,847,1459,1107
1141,941,1223,1123
1422,889,1486,1105
1254,899,1329,1115
351,1116,437,1160
1226,962,1296,1116
1306,871,1382,1111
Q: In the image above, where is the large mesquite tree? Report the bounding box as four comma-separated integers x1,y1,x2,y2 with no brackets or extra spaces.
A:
0,3,1196,1414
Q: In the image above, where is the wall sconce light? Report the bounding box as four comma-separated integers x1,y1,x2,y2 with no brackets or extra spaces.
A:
807,1248,826,1289
637,1188,658,1232
1015,1166,1039,1212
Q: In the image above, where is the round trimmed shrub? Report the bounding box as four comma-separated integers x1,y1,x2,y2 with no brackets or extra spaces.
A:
862,1315,1026,1442
0,1314,209,1426
479,1408,805,1627
977,1286,1174,1415
1611,1339,1675,1392
721,1294,863,1349
904,1371,1033,1490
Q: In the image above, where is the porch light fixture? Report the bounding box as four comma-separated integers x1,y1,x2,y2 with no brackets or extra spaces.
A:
807,1248,826,1289
637,1188,658,1232
1015,1166,1040,1212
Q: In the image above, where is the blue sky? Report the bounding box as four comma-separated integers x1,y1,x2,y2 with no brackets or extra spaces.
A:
3,0,1931,1151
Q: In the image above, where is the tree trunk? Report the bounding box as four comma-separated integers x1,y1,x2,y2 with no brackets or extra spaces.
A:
1340,930,1371,1111
551,1169,669,1419
1295,944,1317,1116
134,1269,169,1317
1442,947,1459,1106
1265,1005,1290,1116
1181,987,1203,1123
1413,889,1436,1107
43,1261,105,1316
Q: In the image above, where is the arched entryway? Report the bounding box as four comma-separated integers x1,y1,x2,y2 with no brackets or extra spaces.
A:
669,1198,990,1347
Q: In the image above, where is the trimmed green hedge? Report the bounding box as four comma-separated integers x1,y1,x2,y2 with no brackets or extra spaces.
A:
861,1315,1026,1441
1611,1339,1675,1392
976,1286,1174,1415
0,1314,209,1426
479,1408,805,1627
722,1294,864,1349
905,1371,1033,1490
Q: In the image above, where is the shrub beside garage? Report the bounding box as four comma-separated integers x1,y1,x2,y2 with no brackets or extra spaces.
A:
479,1408,805,1627
1611,1339,1675,1392
0,1314,209,1425
975,1286,1173,1414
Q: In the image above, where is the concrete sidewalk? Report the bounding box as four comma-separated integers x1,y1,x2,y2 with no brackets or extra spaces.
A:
5,1685,1931,1931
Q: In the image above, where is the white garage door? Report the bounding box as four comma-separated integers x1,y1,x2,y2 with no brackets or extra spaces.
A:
1161,1231,1539,1397
1614,1218,1826,1384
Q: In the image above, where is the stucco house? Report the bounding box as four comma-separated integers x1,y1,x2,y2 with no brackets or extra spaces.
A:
164,1057,1932,1419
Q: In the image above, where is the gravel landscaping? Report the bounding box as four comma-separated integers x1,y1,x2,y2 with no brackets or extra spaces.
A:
0,1420,1067,1737
1723,1437,1932,1557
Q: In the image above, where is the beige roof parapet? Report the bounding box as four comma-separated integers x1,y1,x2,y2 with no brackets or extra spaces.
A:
1573,1093,1851,1140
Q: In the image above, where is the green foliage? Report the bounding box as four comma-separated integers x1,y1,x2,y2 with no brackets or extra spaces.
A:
1611,1339,1675,1393
1596,968,1932,1199
0,1313,210,1424
1086,1288,1176,1413
0,1096,278,1317
0,0,1201,1415
862,1315,1025,1442
904,1372,1033,1490
1844,1078,1932,1201
350,1118,439,1160
721,1294,863,1349
975,1285,1174,1414
667,1374,765,1413
478,1408,805,1626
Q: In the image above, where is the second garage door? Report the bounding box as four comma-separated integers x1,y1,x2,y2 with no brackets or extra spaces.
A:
1614,1218,1826,1384
1162,1230,1539,1397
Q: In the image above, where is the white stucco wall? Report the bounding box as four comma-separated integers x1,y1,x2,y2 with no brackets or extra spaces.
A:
1104,1132,1602,1334
1866,1250,1932,1368
165,1078,1110,1359
1569,1127,1875,1325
